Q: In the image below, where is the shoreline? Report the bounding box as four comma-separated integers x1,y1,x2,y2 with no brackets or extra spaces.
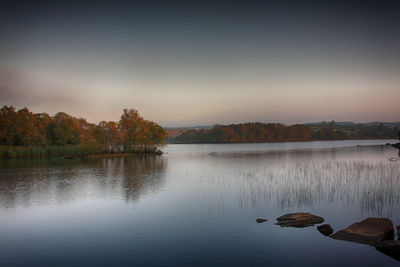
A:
1,139,398,160
0,148,163,160
171,138,398,145
86,152,163,158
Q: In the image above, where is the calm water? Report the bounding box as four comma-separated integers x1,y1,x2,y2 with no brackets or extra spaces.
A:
0,140,399,266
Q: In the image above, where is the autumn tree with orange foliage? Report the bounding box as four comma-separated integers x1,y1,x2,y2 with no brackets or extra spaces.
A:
119,108,166,153
0,105,166,158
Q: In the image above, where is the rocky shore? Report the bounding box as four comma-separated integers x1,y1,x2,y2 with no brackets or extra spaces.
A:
257,212,400,262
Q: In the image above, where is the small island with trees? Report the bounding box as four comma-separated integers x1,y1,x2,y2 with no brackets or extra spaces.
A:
0,106,166,159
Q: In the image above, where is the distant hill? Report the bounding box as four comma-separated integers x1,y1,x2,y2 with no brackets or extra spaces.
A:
362,121,400,128
306,121,400,128
165,125,214,142
165,128,187,139
164,125,213,130
172,121,400,144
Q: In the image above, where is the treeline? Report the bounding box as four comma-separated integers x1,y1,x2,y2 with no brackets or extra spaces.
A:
174,122,399,143
0,106,166,158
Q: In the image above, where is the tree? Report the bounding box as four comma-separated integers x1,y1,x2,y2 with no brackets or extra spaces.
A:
0,105,18,145
119,109,143,152
99,121,123,152
48,112,80,145
118,109,166,152
0,105,166,156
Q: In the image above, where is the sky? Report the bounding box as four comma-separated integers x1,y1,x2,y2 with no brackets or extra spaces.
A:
0,0,399,126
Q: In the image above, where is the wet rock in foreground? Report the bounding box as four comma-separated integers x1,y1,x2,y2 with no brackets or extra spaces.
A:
397,225,400,240
275,212,324,228
317,224,334,236
375,240,400,261
256,218,268,223
331,218,394,245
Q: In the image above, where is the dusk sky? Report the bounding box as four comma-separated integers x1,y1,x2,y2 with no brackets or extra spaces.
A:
1,0,399,126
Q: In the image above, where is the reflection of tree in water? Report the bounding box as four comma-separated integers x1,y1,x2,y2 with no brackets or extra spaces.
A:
0,156,166,208
104,156,167,202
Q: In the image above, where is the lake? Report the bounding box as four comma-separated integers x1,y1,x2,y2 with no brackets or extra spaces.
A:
0,140,399,266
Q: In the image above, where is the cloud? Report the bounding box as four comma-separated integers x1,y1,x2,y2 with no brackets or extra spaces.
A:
0,67,87,117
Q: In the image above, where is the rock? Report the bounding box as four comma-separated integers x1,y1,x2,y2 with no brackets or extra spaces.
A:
392,142,400,149
397,225,400,240
375,240,400,261
275,212,324,228
331,218,394,245
256,218,268,223
317,224,334,236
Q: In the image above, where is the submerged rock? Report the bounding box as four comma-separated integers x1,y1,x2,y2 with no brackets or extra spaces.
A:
275,212,324,228
256,218,268,223
375,240,400,261
317,224,334,236
63,155,74,159
331,218,394,245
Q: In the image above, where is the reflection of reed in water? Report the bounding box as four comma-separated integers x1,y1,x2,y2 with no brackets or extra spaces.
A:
0,156,167,208
207,161,400,216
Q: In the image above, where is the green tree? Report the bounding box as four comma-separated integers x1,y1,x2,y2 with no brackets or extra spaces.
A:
49,112,80,145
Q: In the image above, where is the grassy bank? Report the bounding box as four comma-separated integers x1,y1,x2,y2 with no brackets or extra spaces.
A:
0,145,162,159
0,145,80,159
87,151,162,158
